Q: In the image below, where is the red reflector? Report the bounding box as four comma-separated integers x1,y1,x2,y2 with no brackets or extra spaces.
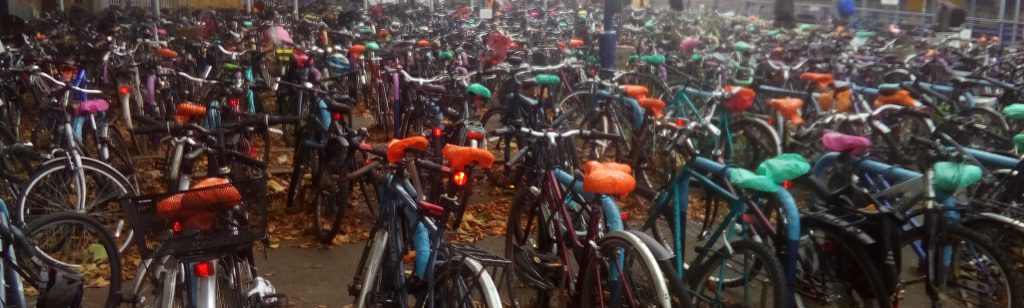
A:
432,127,443,137
452,171,468,186
118,86,131,95
620,212,631,221
228,98,240,107
194,262,214,278
249,146,257,158
675,118,686,127
466,131,485,140
767,118,774,126
172,221,183,233
782,180,792,190
332,113,341,120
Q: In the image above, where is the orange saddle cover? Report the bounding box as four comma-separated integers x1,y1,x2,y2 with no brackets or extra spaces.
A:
873,90,917,108
769,98,805,126
622,85,649,99
582,161,636,195
443,144,495,170
637,98,666,118
800,72,834,89
386,136,429,163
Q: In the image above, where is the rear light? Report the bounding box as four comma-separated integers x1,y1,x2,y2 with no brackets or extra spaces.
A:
452,171,468,186
620,212,631,221
332,113,341,121
228,98,240,107
432,127,443,137
782,180,792,190
466,131,485,140
118,86,131,95
675,118,686,127
172,221,183,233
194,261,214,278
249,146,258,158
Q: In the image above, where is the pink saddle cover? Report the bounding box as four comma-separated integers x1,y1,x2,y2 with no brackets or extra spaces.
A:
821,132,871,155
266,25,294,46
76,99,110,115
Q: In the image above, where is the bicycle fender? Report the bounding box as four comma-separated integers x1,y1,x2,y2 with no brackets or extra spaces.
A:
35,157,137,194
801,213,876,246
962,213,1024,234
623,230,675,261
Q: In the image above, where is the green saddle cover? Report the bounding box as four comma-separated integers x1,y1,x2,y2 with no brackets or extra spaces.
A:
768,29,781,36
757,153,810,184
733,41,752,53
878,83,901,91
536,74,560,87
729,168,778,193
438,50,454,60
855,31,875,38
933,161,983,191
221,63,240,71
644,20,656,30
1003,104,1024,120
641,54,666,65
467,83,492,99
1014,133,1024,152
365,41,381,52
690,54,704,61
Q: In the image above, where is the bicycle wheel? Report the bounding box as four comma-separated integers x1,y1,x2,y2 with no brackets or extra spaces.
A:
957,107,1012,152
429,256,503,308
312,150,352,244
875,108,933,166
22,212,123,308
286,140,319,209
688,239,787,308
504,187,561,308
724,118,781,170
16,158,136,252
579,231,674,307
481,108,525,188
794,218,891,308
898,224,1024,307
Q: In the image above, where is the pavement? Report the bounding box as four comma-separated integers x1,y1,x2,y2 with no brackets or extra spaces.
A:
261,236,506,307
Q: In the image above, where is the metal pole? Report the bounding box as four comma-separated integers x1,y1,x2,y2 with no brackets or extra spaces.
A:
293,0,298,15
599,0,617,79
1013,0,1020,42
998,0,1006,38
152,0,159,18
245,0,252,13
59,0,64,11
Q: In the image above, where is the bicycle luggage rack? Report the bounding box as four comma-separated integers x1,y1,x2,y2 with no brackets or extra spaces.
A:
448,242,519,308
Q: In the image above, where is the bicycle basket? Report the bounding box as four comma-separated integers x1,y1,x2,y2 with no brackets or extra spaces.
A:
120,177,268,259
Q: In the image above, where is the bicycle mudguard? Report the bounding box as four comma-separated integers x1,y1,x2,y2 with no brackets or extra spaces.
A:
623,230,675,261
757,153,810,184
932,161,982,191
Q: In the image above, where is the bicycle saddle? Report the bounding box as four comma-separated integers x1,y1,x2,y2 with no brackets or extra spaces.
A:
581,161,635,195
349,44,367,56
816,88,853,112
1004,104,1024,120
621,85,649,99
420,83,447,94
568,38,584,48
799,72,834,89
442,144,494,170
821,132,871,155
75,99,110,115
157,178,242,230
873,89,916,108
156,47,178,59
386,136,429,163
768,98,804,126
723,86,756,113
637,98,666,118
933,161,983,191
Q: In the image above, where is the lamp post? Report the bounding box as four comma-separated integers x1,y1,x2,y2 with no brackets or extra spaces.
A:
598,0,618,79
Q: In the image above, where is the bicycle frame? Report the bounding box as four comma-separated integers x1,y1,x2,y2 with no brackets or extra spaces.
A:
641,155,799,306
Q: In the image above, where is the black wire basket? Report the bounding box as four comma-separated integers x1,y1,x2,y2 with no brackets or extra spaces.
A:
121,177,268,259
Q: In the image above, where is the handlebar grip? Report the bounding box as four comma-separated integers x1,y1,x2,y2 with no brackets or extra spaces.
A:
491,127,511,136
415,159,452,174
581,130,623,141
267,115,301,126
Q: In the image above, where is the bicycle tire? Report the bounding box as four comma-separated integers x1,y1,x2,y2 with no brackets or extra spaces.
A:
687,239,788,308
16,157,136,252
796,218,891,308
724,117,781,170
286,141,319,210
898,223,1024,307
429,256,503,308
24,211,123,308
353,230,390,308
578,231,675,308
312,150,352,244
